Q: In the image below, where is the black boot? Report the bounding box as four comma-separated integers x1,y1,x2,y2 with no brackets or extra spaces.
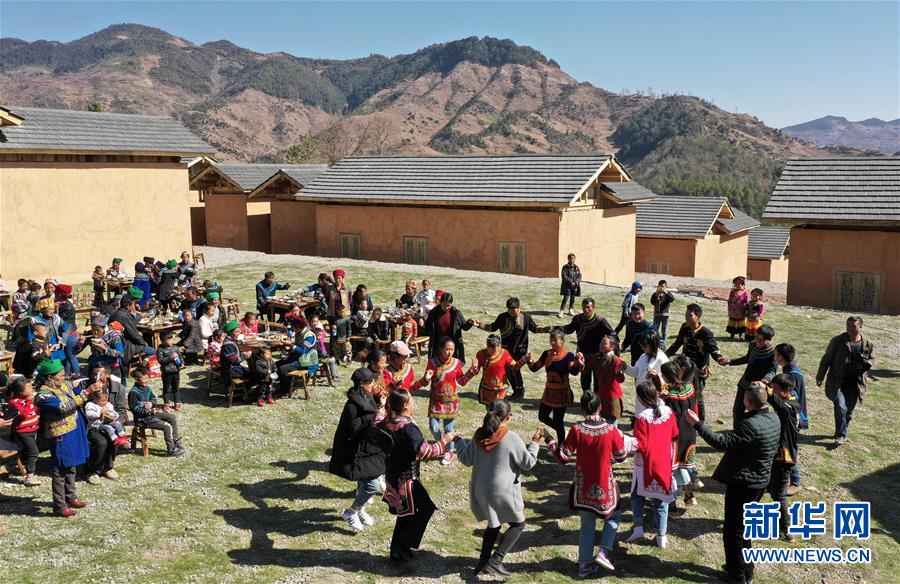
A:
485,553,511,576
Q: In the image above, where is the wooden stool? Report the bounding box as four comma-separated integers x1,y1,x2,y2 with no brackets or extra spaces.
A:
410,337,429,363
130,424,160,458
287,369,309,399
311,363,334,387
192,251,206,270
16,458,26,476
227,378,246,408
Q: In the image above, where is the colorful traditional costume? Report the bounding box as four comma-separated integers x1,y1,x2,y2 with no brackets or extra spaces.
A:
473,347,525,405
726,287,749,336
584,352,626,422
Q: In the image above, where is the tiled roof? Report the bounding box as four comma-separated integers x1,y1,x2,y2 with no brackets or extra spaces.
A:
748,225,791,259
717,208,760,234
0,105,215,155
763,157,900,225
212,163,326,192
297,155,617,205
599,181,658,203
280,165,328,187
635,195,728,238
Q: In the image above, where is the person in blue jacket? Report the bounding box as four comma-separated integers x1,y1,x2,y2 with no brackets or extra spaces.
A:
256,271,291,316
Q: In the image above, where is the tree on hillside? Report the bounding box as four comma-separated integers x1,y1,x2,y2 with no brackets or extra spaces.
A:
87,102,103,112
286,116,398,165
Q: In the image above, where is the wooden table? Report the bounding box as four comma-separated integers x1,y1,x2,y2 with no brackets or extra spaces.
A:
265,296,319,321
136,320,182,349
104,278,134,301
238,333,293,354
0,350,13,375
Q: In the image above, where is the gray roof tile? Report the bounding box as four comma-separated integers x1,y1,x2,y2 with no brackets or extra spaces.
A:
599,181,658,202
717,208,760,234
763,157,900,225
213,163,327,192
0,105,215,155
635,195,727,238
748,225,791,259
298,155,616,205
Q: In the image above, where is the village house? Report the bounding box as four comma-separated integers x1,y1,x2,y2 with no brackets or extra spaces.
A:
188,162,327,252
634,195,759,280
264,154,653,285
0,105,214,282
746,225,790,282
763,157,900,314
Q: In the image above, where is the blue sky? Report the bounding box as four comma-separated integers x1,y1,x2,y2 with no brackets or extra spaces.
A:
2,0,898,128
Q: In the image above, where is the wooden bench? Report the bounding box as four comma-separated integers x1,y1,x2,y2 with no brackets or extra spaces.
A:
287,369,310,399
205,367,249,407
310,362,334,388
410,336,429,363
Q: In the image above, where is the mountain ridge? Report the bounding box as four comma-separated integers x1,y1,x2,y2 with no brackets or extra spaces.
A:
782,115,899,153
1,23,879,218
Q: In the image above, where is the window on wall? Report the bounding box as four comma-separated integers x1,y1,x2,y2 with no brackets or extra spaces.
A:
339,233,362,259
834,271,882,313
648,260,670,274
498,241,527,274
403,236,428,265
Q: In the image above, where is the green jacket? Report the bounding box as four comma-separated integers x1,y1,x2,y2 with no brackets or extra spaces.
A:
694,407,780,489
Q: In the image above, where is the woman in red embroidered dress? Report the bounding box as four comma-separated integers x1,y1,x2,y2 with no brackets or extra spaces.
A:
380,389,456,562
582,335,626,425
469,334,528,408
425,337,473,465
546,390,628,578
625,381,679,549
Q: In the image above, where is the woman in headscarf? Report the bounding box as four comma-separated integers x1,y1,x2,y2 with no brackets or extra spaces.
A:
33,359,103,517
326,269,350,319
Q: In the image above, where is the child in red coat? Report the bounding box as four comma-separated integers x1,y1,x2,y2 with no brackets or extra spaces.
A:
8,376,42,486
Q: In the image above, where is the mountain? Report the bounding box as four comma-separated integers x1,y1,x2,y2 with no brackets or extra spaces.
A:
0,23,867,217
782,115,900,154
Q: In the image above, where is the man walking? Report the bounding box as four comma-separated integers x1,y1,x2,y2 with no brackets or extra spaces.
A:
816,316,875,445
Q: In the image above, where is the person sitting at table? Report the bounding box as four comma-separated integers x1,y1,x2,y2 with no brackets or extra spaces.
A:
400,311,418,346
302,273,332,314
280,303,304,325
277,316,320,395
238,312,259,336
199,302,219,350
132,262,152,308
396,280,418,309
177,308,204,365
179,288,202,319
326,269,350,319
366,307,390,353
33,297,68,365
351,284,374,316
255,271,291,317
220,320,251,384
309,314,339,381
198,291,227,330
158,260,180,307
76,314,127,385
177,251,196,287
207,329,226,370
109,296,156,360
107,257,126,279
40,278,57,304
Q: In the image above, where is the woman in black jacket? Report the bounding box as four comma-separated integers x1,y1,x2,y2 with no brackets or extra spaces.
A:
329,367,388,532
423,292,475,363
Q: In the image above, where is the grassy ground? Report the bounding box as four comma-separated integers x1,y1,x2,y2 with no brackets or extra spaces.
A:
2,257,898,584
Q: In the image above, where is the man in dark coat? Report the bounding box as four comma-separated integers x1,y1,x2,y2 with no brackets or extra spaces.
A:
816,315,875,445
561,297,614,392
329,367,388,532
687,385,780,584
109,297,154,360
667,303,724,421
476,297,550,400
423,292,475,363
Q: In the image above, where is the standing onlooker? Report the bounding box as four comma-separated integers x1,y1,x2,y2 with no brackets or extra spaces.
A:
725,276,749,339
613,281,643,335
685,385,780,584
649,280,675,346
455,400,542,577
559,253,582,318
156,331,184,411
816,316,874,446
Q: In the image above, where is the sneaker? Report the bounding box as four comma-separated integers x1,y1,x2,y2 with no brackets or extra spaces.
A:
162,404,172,413
558,310,565,318
167,446,187,457
625,527,645,543
440,451,456,465
24,473,42,487
104,469,119,480
358,507,375,526
593,548,615,570
258,399,266,407
567,308,575,316
377,476,387,493
175,403,183,411
786,485,801,497
86,474,102,485
266,396,276,404
341,509,364,532
578,562,599,579
691,477,705,489
834,436,848,446
114,435,130,447
657,534,668,549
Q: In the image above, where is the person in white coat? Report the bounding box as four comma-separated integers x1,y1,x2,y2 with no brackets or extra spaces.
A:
455,399,542,577
622,330,669,415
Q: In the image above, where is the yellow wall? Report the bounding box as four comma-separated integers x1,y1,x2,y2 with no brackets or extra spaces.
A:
271,200,318,255
559,206,635,286
635,237,697,277
0,163,192,282
694,231,749,280
748,256,789,282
